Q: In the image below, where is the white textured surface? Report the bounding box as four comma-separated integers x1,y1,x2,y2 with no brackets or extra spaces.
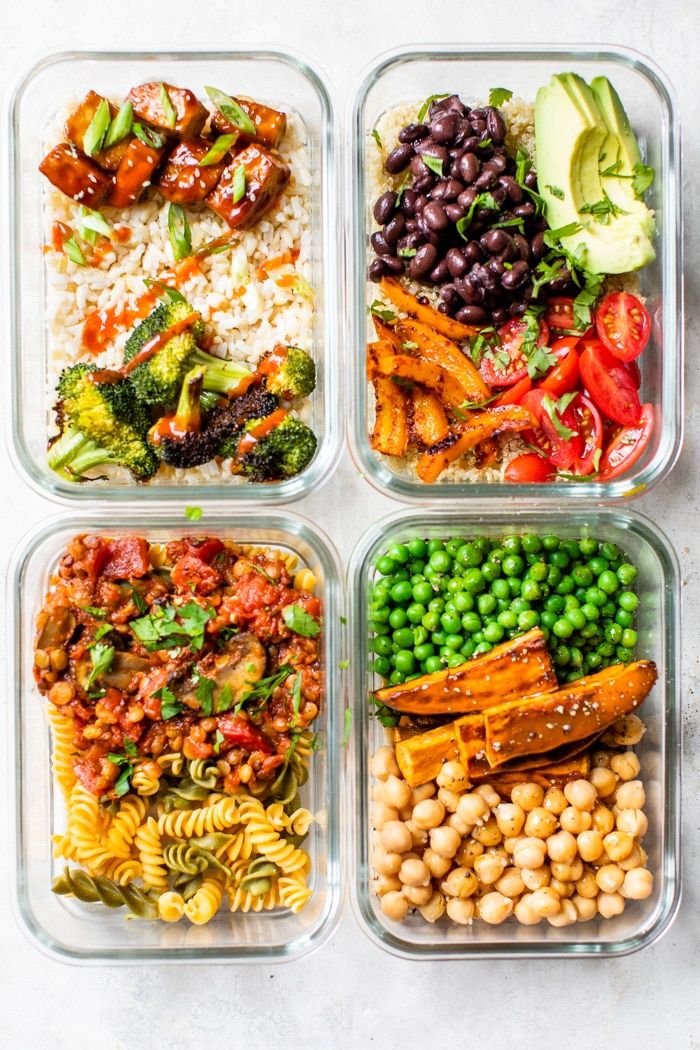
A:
1,2,699,1048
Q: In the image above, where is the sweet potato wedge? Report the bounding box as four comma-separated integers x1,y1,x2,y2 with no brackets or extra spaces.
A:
416,404,533,482
474,436,499,470
372,316,405,352
484,660,657,768
468,731,603,778
375,354,470,409
374,628,558,716
395,319,489,403
371,378,409,456
478,755,591,792
410,388,450,447
380,277,480,341
367,340,394,380
395,722,461,787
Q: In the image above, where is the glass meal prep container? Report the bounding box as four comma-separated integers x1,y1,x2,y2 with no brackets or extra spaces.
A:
348,506,680,959
7,49,340,504
8,509,344,963
347,45,683,502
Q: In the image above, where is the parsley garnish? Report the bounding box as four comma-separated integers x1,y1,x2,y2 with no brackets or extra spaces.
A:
107,749,135,797
92,623,113,642
131,602,213,652
154,685,183,720
477,138,493,149
456,192,499,240
86,642,115,688
542,392,578,440
632,162,654,197
514,147,532,186
129,587,147,614
185,506,203,521
282,604,321,638
213,729,225,754
417,93,450,123
369,300,396,323
194,674,216,716
488,87,513,107
216,684,233,713
527,344,557,380
371,128,382,149
579,193,627,225
423,155,443,176
233,666,294,716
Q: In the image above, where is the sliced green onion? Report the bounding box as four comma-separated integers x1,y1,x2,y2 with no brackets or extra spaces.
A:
63,236,87,266
77,207,112,242
83,98,111,157
143,277,187,303
204,86,256,137
167,203,192,260
103,100,133,149
132,122,165,150
231,164,246,204
159,82,177,129
292,275,314,301
199,133,238,167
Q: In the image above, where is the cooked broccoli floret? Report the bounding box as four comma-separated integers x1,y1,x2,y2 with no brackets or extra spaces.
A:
236,414,317,481
191,349,252,396
150,366,219,469
124,300,204,406
48,363,158,481
262,346,316,400
211,389,280,460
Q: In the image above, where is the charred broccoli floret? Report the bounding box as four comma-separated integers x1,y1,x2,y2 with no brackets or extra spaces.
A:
48,363,158,481
191,349,252,396
212,389,280,460
262,346,316,400
149,366,219,469
123,299,204,405
236,414,317,481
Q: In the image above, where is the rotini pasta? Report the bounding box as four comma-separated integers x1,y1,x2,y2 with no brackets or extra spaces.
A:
157,891,185,923
47,705,76,800
134,817,168,890
237,798,308,874
183,873,225,925
52,867,157,918
279,876,314,914
105,795,147,859
157,796,239,839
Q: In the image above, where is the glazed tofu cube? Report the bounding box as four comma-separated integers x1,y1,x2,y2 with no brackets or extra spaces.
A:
126,81,208,139
65,90,132,171
211,97,287,149
108,138,164,207
206,144,290,230
155,139,228,205
38,143,112,205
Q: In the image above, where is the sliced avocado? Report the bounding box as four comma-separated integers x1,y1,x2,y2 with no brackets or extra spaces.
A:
590,76,641,173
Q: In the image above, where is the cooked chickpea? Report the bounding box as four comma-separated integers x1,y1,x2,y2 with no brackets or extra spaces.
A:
514,894,542,925
372,783,387,803
621,867,653,900
442,867,478,900
591,804,615,835
511,782,544,812
577,830,604,863
494,802,525,837
576,869,599,899
398,804,414,821
423,847,452,879
503,835,524,855
399,857,431,888
375,873,402,896
591,748,613,768
572,893,598,921
380,820,412,854
438,787,462,813
429,824,462,859
529,886,561,918
478,891,513,925
550,878,574,899
610,751,641,781
411,782,437,806
371,746,400,781
551,858,583,883
560,806,592,834
589,766,618,798
524,806,558,839
546,830,577,864
474,852,507,885
383,774,412,810
471,817,502,847
513,837,547,870
597,891,625,918
603,830,634,862
372,849,402,876
547,899,577,926
604,713,646,747
521,865,551,891
615,779,646,810
596,864,624,893
616,808,648,838
564,779,597,811
446,897,475,924
474,784,501,808
371,802,399,830
419,891,446,923
436,760,469,793
543,787,567,815
456,792,490,827
619,844,647,872
445,813,469,837
381,890,409,921
404,820,429,848
411,798,445,831
495,867,525,898
455,839,484,868
403,884,433,906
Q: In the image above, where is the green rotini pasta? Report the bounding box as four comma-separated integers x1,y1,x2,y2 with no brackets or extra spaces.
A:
52,867,157,918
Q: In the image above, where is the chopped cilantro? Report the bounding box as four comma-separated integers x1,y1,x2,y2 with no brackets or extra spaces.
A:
456,192,499,240
217,683,234,713
423,155,443,176
87,642,115,688
488,87,513,107
371,128,382,149
632,162,654,197
93,623,113,642
213,729,225,754
185,506,203,521
132,602,212,652
282,604,321,638
394,170,411,207
417,93,450,123
369,300,396,323
194,674,216,716
542,392,578,440
154,685,183,720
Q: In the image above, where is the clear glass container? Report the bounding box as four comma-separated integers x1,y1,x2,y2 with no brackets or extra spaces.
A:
348,506,680,958
347,45,683,502
8,509,344,963
7,49,340,503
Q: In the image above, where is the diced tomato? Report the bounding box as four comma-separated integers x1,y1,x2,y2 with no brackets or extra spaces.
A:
185,538,224,564
171,553,222,595
480,318,549,388
598,404,654,481
538,338,580,397
545,297,576,331
101,537,150,580
570,394,603,476
504,452,556,483
235,570,280,614
579,342,642,425
493,375,532,407
521,388,583,470
217,714,273,753
595,292,651,362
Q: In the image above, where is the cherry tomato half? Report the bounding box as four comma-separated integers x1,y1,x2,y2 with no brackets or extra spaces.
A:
538,338,580,397
595,291,651,362
504,452,556,483
624,358,642,389
598,404,654,481
570,394,603,476
579,342,642,426
493,375,532,407
480,317,550,388
545,297,576,331
521,388,583,470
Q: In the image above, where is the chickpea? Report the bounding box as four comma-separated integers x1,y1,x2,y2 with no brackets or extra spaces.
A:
423,847,452,879
550,878,574,899
577,830,604,863
49,647,69,671
560,806,592,834
442,867,478,900
411,782,437,806
383,774,412,810
404,820,429,848
521,865,551,891
591,804,615,835
403,884,432,906
380,820,412,854
495,867,525,899
474,852,507,885
511,782,544,812
551,858,583,883
398,804,414,821
372,783,386,803
597,891,625,918
471,818,502,847
604,713,646,747
419,891,446,923
529,886,561,918
619,844,647,872
589,766,618,798
524,806,558,839
616,808,648,838
603,830,634,862
596,864,624,893
547,899,577,927
371,746,400,781
455,839,484,868
513,837,547,871
446,897,475,924
399,857,431,888
621,867,654,900
503,835,524,855
474,784,501,808
48,680,74,706
514,894,542,925
436,760,469,793
546,830,577,864
610,751,641,781
371,802,399,830
572,893,598,921
576,869,599,899
615,779,646,811
564,779,597,812
543,787,567,815
375,873,402,896
429,825,462,859
438,787,462,813
456,793,490,827
444,814,466,837
591,748,613,768
381,890,409,921
372,849,402,876
412,798,445,831
494,802,525,837
478,891,513,925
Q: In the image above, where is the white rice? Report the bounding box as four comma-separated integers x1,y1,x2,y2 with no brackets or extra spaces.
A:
43,102,314,486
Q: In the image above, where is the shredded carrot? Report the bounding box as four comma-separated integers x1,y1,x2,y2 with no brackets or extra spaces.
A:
275,274,298,288
175,256,202,284
254,247,300,280
81,292,156,355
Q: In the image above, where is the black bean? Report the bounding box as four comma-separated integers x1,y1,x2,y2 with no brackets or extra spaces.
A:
474,168,497,191
369,258,387,282
373,191,397,226
417,141,449,166
429,258,450,283
428,180,449,200
456,276,484,304
531,232,547,258
463,135,481,152
415,217,440,245
458,187,477,210
491,187,508,206
470,107,486,120
383,213,405,245
423,201,449,232
371,231,392,256
498,175,523,203
410,154,430,178
480,229,509,254
441,94,467,116
513,233,531,261
397,231,423,253
524,171,538,189
513,202,535,219
454,119,471,147
486,153,507,174
491,306,510,326
404,218,418,233
549,275,574,294
443,178,465,201
488,257,506,277
476,206,498,223
398,123,429,143
472,264,501,293
456,304,488,325
401,188,418,215
501,260,530,289
383,255,405,275
408,243,438,279
463,240,483,264
486,107,507,144
430,112,459,143
446,247,468,277
413,175,434,195
440,283,461,307
509,300,527,317
384,143,414,174
457,152,480,184
414,195,429,213
444,203,466,223
471,118,487,135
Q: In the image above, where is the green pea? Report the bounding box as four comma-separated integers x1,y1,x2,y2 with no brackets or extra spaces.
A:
412,580,433,604
544,594,565,613
461,612,482,634
490,578,510,600
572,564,593,587
477,593,497,616
429,550,452,573
439,645,452,660
616,646,634,662
371,605,390,623
585,652,602,671
408,538,427,559
550,549,570,569
422,611,440,632
412,626,428,645
520,579,542,602
489,547,505,565
527,561,548,582
579,537,598,557
390,580,412,603
565,607,586,631
586,586,607,608
601,601,616,619
618,591,639,613
453,592,474,612
615,609,633,628
598,570,619,595
445,633,463,651
553,618,574,639
503,554,525,577
574,586,588,602
617,563,637,586
373,635,393,656
389,569,409,584
393,627,415,649
388,669,406,685
388,608,407,629
473,642,493,655
460,639,476,659
589,556,609,576
472,631,485,645
483,622,504,643
446,652,467,668
562,540,581,560
553,644,570,666
579,622,599,640
376,555,396,576
428,597,445,614
444,599,457,614
546,565,562,587
372,622,391,636
427,539,445,555
541,610,557,630
566,670,584,683
439,612,461,634
503,535,522,554
556,575,575,595
604,622,622,644
518,610,540,631
445,538,463,557
580,602,599,622
463,568,486,593
394,650,415,674
597,641,615,658
388,544,410,565
481,561,502,583
510,597,531,615
507,577,522,596
600,541,620,563
414,643,435,663
457,543,482,567
408,560,426,576
371,656,391,677
542,535,560,551
406,603,426,625
568,646,583,668
522,534,543,554
425,655,443,674
621,628,638,649
432,629,447,647
498,610,518,629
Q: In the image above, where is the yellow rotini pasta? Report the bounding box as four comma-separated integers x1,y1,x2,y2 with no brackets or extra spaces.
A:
285,807,315,837
228,881,281,913
183,873,225,925
99,858,142,885
157,890,186,923
157,796,239,839
293,567,317,593
237,797,308,873
47,705,76,800
279,875,313,914
131,761,162,797
106,795,148,858
134,817,168,890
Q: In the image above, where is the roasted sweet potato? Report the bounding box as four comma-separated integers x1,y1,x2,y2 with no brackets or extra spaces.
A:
395,319,489,403
474,436,499,470
155,139,228,204
65,91,132,171
468,731,603,778
211,97,287,149
38,143,112,206
375,354,471,409
127,82,208,139
380,277,480,341
416,404,533,482
410,388,450,447
367,340,394,380
375,629,558,715
371,378,409,456
372,315,405,352
395,722,461,787
206,144,290,230
484,660,658,767
478,755,591,792
108,138,165,207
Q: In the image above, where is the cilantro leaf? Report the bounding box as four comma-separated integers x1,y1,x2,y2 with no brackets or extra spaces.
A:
106,749,134,796
132,602,213,652
526,344,557,380
632,161,654,197
369,300,396,323
545,184,565,200
417,93,450,123
213,729,225,754
488,87,513,107
423,155,443,176
217,683,234,713
93,623,113,642
185,506,203,521
123,738,138,757
195,674,216,716
394,170,412,207
514,147,532,186
371,128,382,149
542,393,577,440
87,642,115,688
154,685,183,720
456,192,499,240
282,604,321,638
233,666,294,716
